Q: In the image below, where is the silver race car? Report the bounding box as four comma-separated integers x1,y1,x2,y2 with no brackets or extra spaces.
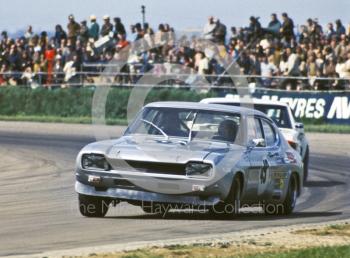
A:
75,102,303,217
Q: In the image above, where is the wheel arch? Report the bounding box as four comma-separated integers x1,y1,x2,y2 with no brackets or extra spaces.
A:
233,170,245,195
291,171,301,197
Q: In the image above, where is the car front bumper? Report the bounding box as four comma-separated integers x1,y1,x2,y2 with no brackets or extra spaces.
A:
75,181,221,206
75,168,232,206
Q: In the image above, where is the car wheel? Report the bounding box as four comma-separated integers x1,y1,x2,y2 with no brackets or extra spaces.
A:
78,194,110,217
303,147,309,183
265,173,298,216
209,176,241,217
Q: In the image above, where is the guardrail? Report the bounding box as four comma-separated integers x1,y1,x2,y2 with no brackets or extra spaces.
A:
1,70,349,91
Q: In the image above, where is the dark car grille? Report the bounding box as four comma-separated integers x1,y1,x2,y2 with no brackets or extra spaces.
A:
110,159,187,176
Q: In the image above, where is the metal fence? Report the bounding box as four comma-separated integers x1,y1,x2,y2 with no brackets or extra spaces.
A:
1,67,349,91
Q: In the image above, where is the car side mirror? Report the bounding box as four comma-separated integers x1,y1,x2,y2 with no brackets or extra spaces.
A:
295,122,304,133
247,138,266,149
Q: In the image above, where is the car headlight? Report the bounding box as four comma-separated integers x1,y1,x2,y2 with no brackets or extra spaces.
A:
185,162,212,177
81,154,111,171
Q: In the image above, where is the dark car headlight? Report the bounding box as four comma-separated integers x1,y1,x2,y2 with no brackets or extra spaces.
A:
81,154,111,171
185,162,212,177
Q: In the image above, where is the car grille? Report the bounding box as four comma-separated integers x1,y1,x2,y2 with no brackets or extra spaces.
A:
110,159,187,176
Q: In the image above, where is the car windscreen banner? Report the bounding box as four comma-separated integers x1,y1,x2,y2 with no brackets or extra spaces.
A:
252,89,350,125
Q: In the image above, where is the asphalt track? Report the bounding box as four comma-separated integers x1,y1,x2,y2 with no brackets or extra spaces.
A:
0,122,349,256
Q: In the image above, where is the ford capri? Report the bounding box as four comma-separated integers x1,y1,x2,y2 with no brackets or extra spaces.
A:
75,102,303,218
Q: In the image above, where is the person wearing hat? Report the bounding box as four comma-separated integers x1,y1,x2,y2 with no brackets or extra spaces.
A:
89,15,100,41
67,14,80,42
100,15,113,37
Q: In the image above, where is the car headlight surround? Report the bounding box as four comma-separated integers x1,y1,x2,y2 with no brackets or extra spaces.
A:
81,154,111,171
185,162,212,177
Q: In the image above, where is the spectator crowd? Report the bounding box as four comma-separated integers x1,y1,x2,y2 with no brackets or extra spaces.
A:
1,12,350,90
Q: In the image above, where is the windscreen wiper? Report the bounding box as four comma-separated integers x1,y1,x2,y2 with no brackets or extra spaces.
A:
141,119,169,141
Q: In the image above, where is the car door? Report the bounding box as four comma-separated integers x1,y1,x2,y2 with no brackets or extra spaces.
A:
244,116,266,202
259,118,284,198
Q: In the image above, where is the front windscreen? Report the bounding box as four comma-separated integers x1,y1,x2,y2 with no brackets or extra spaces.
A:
125,107,242,144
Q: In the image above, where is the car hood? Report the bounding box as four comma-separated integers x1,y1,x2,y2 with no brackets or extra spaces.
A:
81,135,243,164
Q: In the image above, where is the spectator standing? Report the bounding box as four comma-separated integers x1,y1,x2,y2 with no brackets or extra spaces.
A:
213,19,227,45
247,16,262,42
335,19,346,39
325,23,336,42
100,15,113,37
113,17,126,39
54,25,67,47
307,18,323,44
24,26,33,40
229,27,239,41
88,15,99,41
67,15,80,43
1,31,8,43
266,13,281,36
133,23,144,41
298,25,309,44
44,44,55,85
280,13,295,46
79,20,89,43
203,16,216,41
143,27,155,49
155,24,166,56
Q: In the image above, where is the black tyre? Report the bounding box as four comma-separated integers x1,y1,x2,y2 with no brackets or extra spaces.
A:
78,194,110,217
303,147,309,183
265,173,298,215
209,176,241,217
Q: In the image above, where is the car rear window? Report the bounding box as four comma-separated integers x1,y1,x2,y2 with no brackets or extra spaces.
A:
212,102,292,129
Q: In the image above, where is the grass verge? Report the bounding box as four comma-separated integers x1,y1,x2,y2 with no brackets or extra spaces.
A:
304,124,350,134
294,223,350,237
0,115,349,133
73,244,350,258
70,222,350,258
